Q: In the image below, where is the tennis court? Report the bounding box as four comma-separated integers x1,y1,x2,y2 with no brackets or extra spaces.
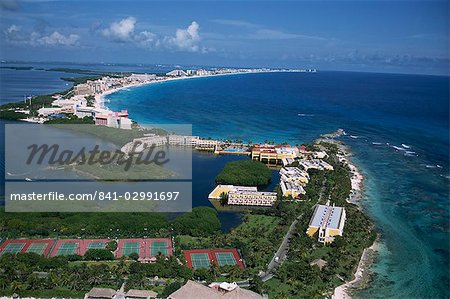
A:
190,253,211,269
150,241,168,256
26,242,48,255
55,242,79,256
215,252,237,267
87,241,106,250
1,242,25,255
122,242,140,256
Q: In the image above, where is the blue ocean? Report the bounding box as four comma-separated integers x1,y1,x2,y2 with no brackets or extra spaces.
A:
106,71,449,298
1,66,449,298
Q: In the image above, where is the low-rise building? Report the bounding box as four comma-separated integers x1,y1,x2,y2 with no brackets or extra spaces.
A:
251,144,299,164
300,159,334,171
166,70,187,77
168,280,263,299
306,201,346,243
208,184,277,206
168,135,197,146
125,289,157,299
228,190,277,206
280,167,309,184
95,110,131,130
280,180,306,198
85,287,116,299
74,106,99,118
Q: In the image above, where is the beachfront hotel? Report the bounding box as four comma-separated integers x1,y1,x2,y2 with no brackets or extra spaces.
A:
251,144,299,164
307,201,346,243
94,110,132,130
208,185,277,206
279,167,309,198
299,159,334,171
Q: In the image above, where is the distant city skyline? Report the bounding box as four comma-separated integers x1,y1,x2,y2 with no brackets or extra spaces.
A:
0,0,448,75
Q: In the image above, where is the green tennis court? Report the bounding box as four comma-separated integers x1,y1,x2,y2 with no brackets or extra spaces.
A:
191,253,211,269
122,242,140,256
88,242,106,250
215,252,237,267
151,241,168,256
26,242,47,255
1,243,25,255
56,242,78,256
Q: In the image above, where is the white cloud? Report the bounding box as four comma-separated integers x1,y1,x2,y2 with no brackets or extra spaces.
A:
31,31,80,46
248,29,326,41
166,21,201,52
135,30,157,46
5,24,20,34
102,16,136,42
211,19,259,29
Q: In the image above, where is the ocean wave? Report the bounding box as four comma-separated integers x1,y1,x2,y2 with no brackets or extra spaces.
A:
401,143,411,149
350,135,359,139
372,142,383,145
392,145,406,151
404,151,417,156
297,113,315,117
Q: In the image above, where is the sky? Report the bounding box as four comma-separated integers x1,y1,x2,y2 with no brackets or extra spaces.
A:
0,0,448,75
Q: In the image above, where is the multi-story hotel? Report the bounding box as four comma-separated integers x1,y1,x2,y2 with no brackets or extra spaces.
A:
251,144,299,164
279,167,309,198
280,180,306,198
208,185,277,206
280,167,309,183
306,201,346,243
227,190,277,206
299,159,334,171
94,110,132,130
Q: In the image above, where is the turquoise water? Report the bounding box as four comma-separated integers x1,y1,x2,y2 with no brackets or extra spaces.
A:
106,71,450,298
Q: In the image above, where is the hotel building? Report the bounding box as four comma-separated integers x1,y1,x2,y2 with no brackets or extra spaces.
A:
208,185,277,206
300,159,334,171
306,201,346,243
251,144,299,164
94,110,132,130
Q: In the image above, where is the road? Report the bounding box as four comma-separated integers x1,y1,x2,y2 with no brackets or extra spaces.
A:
259,214,301,281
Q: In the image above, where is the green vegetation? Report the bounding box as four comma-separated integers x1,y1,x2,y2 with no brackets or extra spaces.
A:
0,66,34,70
44,115,95,124
49,124,167,147
0,207,221,239
215,160,272,186
225,214,287,274
172,207,221,237
47,68,131,77
83,249,115,261
261,141,376,298
106,241,118,252
0,110,27,120
68,153,173,180
0,89,72,119
61,76,103,85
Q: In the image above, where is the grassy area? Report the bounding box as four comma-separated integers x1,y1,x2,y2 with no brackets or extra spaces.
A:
49,124,167,147
224,214,287,274
69,154,174,180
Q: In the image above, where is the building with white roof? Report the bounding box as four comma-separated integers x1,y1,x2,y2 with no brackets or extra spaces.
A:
307,201,346,243
300,159,334,171
166,70,187,77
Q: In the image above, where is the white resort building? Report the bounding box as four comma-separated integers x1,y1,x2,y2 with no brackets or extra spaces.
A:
306,201,346,243
208,185,277,206
300,159,334,171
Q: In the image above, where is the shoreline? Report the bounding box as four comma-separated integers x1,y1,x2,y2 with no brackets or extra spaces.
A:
95,70,288,111
323,138,377,299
